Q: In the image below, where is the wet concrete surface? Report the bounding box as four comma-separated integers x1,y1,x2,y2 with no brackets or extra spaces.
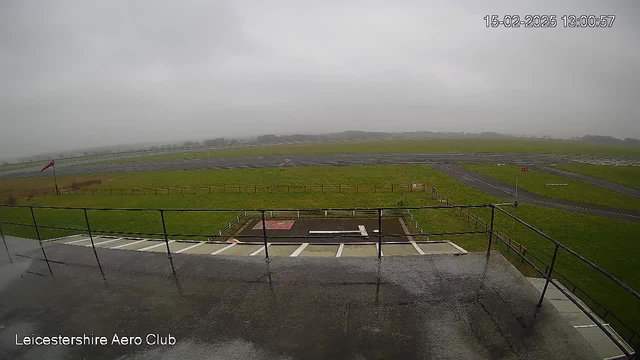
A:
0,236,600,359
432,163,640,222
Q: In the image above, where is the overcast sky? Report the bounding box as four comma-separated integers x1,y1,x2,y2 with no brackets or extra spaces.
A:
1,0,639,158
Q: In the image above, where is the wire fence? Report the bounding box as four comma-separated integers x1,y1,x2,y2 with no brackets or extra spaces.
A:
57,183,430,195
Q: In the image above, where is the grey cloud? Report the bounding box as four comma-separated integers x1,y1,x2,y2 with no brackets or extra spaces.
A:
1,0,639,158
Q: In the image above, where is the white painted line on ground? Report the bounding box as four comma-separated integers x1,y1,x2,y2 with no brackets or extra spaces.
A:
211,242,237,255
358,225,368,238
411,241,425,255
309,230,360,234
176,242,204,253
65,237,91,245
574,324,607,329
45,234,83,242
336,243,344,257
250,244,271,256
90,238,122,246
290,243,309,257
447,241,468,254
111,239,147,249
139,240,175,251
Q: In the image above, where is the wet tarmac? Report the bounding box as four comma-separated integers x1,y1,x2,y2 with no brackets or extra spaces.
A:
0,236,600,360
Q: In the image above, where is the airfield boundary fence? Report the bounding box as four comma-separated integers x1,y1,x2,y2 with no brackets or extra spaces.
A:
57,183,431,195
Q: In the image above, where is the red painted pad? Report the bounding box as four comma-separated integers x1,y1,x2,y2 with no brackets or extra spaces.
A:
252,220,295,230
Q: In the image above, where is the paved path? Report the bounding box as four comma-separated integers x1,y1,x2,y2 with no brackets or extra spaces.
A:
430,163,640,222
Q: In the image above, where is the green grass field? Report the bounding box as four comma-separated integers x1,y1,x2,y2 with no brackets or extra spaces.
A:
85,138,640,166
557,164,640,189
0,164,638,339
460,164,640,211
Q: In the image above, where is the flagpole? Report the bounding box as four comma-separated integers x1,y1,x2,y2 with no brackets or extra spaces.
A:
52,161,59,195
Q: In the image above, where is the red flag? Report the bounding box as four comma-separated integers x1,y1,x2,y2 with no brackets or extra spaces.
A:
520,167,528,172
41,160,55,172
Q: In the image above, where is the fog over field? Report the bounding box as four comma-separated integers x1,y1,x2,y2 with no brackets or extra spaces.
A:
1,0,639,158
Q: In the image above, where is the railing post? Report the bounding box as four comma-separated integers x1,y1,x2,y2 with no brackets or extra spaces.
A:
537,244,560,307
84,209,105,276
261,210,269,259
377,209,382,259
487,205,495,256
160,210,172,258
30,207,53,276
0,222,12,262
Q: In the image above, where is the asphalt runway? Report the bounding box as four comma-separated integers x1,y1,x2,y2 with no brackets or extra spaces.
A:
0,236,600,360
0,152,616,179
431,163,640,223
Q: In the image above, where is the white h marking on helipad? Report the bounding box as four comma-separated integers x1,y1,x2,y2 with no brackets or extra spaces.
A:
290,243,309,257
358,225,368,238
176,242,204,253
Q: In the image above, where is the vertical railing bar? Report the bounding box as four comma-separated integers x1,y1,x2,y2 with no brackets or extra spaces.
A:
160,210,172,258
487,205,495,256
537,244,559,307
84,209,105,277
377,208,382,259
261,210,269,259
30,206,53,276
0,221,12,262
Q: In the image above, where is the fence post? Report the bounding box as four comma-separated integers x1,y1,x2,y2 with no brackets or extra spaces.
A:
391,184,394,192
254,185,257,193
261,210,269,259
537,244,560,307
0,222,12,262
29,207,53,276
377,209,382,259
83,209,105,277
209,186,212,194
487,206,495,256
160,210,172,258
339,185,341,193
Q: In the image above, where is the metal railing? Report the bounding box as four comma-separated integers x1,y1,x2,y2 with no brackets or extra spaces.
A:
0,202,637,358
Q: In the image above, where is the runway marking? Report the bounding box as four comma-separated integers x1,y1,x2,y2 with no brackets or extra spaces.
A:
139,240,174,251
336,243,345,257
277,159,291,167
290,243,309,257
176,242,204,253
250,243,271,256
111,239,147,249
211,242,236,255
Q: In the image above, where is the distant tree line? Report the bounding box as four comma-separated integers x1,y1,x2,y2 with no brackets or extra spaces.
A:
580,135,640,147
